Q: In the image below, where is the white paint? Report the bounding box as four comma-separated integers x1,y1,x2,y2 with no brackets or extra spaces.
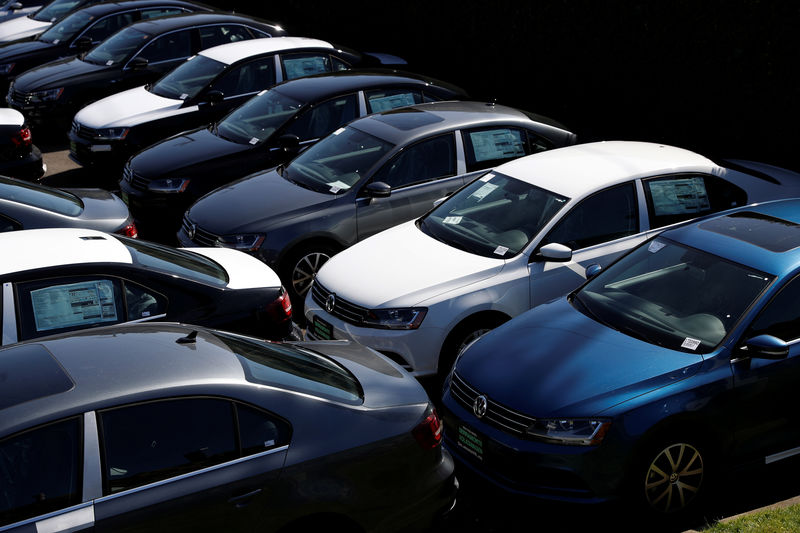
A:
185,247,281,289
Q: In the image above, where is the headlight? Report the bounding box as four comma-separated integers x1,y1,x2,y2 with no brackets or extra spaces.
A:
362,308,427,330
526,418,611,446
94,127,129,141
215,233,265,251
29,87,64,102
147,178,190,193
0,63,14,75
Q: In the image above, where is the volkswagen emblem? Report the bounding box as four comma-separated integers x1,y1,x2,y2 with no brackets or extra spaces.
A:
187,223,196,240
325,293,336,313
473,395,488,419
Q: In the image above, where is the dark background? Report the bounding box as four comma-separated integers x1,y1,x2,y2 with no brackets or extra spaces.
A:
205,1,799,172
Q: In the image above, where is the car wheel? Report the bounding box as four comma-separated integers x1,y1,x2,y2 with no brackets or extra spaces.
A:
638,440,706,515
282,243,337,316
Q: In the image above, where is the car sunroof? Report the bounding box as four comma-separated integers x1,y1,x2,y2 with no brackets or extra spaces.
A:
699,211,800,252
0,344,74,411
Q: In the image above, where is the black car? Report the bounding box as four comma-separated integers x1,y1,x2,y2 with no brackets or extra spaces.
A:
176,100,576,305
0,227,294,344
0,322,456,532
69,39,409,168
120,69,467,237
0,0,111,43
0,106,43,179
0,0,212,95
5,11,287,128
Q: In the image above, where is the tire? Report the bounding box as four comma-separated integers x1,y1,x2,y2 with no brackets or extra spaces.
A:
439,315,508,378
636,439,707,516
282,243,337,318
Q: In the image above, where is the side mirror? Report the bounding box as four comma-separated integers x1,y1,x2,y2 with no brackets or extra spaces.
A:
585,263,602,279
364,181,391,198
10,2,23,10
740,334,789,360
201,89,224,106
73,36,93,51
534,243,572,262
277,133,300,152
128,56,148,70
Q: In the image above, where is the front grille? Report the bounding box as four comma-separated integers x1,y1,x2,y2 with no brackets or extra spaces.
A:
7,88,31,106
72,121,100,140
181,214,220,247
450,372,536,437
122,164,149,191
311,281,370,325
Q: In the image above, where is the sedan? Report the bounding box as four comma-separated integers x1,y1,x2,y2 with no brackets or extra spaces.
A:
442,198,800,516
0,0,107,42
6,11,286,129
69,37,408,168
0,227,293,344
0,322,457,531
304,141,800,377
0,107,43,180
175,100,576,305
0,175,137,235
0,0,42,20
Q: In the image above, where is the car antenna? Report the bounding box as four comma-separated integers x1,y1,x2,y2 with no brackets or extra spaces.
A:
176,331,198,344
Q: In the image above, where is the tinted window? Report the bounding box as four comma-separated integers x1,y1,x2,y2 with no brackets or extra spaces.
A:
139,7,186,20
85,27,150,66
100,398,237,494
236,403,290,456
0,213,21,232
198,24,251,49
365,88,423,113
542,182,639,250
115,235,229,286
138,29,192,64
643,175,748,229
280,53,335,80
462,127,528,172
209,57,276,97
124,280,166,320
0,176,82,216
150,54,227,100
37,9,93,43
282,94,358,140
80,12,135,43
371,134,455,189
32,0,82,22
748,276,800,342
215,88,302,144
0,418,82,527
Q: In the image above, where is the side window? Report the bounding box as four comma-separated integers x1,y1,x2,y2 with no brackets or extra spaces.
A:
541,182,639,250
236,403,290,456
331,56,350,71
747,277,800,342
643,174,748,230
371,134,456,189
139,7,186,20
16,278,125,340
138,30,192,64
0,418,82,527
82,12,135,42
462,127,529,172
280,53,333,80
365,88,423,113
0,214,21,232
282,94,358,140
209,57,276,97
198,24,251,49
123,280,166,320
100,398,237,494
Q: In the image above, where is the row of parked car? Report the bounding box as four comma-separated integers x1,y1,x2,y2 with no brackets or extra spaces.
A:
2,0,800,529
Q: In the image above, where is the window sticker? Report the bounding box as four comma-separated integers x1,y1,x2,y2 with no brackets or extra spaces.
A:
681,337,701,350
493,245,509,256
443,216,463,224
648,240,666,253
106,60,114,66
470,129,525,162
180,93,188,100
53,39,60,44
30,280,117,332
249,137,259,145
480,173,494,183
257,89,267,96
649,177,711,216
283,56,328,79
369,92,415,113
327,180,349,193
470,182,498,201
332,127,345,135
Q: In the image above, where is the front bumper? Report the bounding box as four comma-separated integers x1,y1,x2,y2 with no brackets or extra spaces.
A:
68,128,131,168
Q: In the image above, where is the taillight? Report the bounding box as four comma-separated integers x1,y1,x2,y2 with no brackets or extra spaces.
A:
116,222,138,238
11,126,32,149
265,286,292,323
412,406,443,449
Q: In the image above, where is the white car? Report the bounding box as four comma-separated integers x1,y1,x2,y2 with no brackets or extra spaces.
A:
0,0,93,41
0,0,42,20
304,140,800,377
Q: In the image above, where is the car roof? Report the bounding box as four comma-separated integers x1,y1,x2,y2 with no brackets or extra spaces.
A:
125,11,281,36
0,107,24,126
494,140,720,199
271,68,466,102
350,100,552,145
0,323,255,435
661,198,800,277
0,228,132,275
74,0,209,17
198,36,333,65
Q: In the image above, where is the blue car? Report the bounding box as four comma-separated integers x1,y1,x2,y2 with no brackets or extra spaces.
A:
442,198,800,515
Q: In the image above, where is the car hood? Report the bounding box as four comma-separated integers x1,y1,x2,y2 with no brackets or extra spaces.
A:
187,169,336,234
74,85,190,128
0,16,49,42
11,55,107,91
128,127,251,177
315,220,505,308
0,38,53,61
183,246,281,290
454,298,705,418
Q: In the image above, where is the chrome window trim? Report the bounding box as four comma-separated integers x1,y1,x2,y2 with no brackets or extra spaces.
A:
454,128,466,175
766,445,800,464
124,26,195,70
82,411,103,501
357,90,367,116
0,502,94,533
634,178,649,231
2,282,16,345
96,444,289,502
126,312,167,324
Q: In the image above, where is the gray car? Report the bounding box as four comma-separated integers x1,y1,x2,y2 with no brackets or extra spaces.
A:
0,322,456,532
178,100,576,305
0,175,136,236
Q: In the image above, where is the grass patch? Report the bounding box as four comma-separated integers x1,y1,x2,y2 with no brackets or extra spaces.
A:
701,504,800,532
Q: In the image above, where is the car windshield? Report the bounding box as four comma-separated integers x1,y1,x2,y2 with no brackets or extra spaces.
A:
215,88,302,145
149,54,227,100
31,0,82,22
113,235,229,286
282,126,394,194
418,171,568,258
215,331,363,403
0,176,82,216
36,8,90,42
573,238,774,353
84,27,150,66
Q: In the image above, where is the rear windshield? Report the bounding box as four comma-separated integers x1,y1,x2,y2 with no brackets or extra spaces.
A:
113,235,229,286
0,176,82,216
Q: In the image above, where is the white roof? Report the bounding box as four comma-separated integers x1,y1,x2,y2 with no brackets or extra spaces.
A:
496,141,720,200
0,108,24,127
0,229,132,276
199,36,334,65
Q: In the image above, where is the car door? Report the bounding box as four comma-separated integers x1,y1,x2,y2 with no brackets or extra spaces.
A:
93,398,289,532
528,181,645,307
127,27,193,82
355,133,461,240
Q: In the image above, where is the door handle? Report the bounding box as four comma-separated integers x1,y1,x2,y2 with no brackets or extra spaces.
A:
228,488,263,508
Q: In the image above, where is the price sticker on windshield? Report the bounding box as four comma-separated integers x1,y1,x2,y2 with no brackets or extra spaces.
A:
493,246,509,256
648,240,666,253
681,337,701,350
249,137,259,145
106,60,114,66
480,173,494,182
180,93,189,100
332,127,345,135
443,216,462,224
470,182,498,201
